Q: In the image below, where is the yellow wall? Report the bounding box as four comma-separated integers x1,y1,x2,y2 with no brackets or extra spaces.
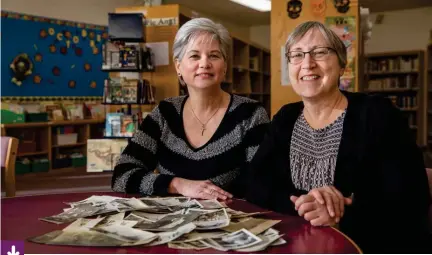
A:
271,0,360,115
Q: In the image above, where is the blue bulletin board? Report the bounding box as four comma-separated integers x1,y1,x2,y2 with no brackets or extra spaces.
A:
1,11,109,97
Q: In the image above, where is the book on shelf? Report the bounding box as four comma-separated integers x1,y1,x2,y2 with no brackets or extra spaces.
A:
367,75,417,90
388,95,417,109
103,77,155,104
367,57,419,72
102,41,155,72
102,42,141,70
104,111,150,138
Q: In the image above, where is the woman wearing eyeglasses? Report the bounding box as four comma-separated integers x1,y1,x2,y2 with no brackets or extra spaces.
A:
245,21,430,253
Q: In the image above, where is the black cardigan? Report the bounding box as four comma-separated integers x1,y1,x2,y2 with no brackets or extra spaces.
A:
245,91,431,253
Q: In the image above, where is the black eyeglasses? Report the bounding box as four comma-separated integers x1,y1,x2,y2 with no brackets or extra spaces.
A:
286,47,335,64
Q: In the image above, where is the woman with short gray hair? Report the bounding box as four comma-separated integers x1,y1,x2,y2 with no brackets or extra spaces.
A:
112,18,269,201
245,21,430,253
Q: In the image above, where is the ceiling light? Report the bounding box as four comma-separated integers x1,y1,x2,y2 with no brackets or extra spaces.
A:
229,0,271,12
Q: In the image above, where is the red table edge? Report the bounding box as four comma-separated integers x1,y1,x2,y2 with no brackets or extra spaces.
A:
330,226,363,254
2,193,364,253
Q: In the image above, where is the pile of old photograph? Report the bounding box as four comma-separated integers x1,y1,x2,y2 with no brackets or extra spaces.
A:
29,196,286,251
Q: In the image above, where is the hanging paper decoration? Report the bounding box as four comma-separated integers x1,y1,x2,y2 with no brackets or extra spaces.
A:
311,0,326,17
10,53,33,86
287,0,303,19
333,0,350,13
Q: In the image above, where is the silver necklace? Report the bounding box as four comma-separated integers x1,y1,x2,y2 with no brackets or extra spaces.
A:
190,97,222,136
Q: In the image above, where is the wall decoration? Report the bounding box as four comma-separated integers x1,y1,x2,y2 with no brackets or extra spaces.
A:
34,53,43,62
60,46,68,55
90,81,97,89
52,66,61,76
39,29,48,38
68,80,76,88
325,16,356,91
49,44,56,53
33,75,42,84
311,0,326,17
1,11,107,97
84,63,92,72
10,53,33,86
75,47,83,56
287,0,303,19
333,0,350,13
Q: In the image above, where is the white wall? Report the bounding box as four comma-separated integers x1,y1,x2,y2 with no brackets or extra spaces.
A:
1,0,140,25
365,7,432,53
250,25,270,49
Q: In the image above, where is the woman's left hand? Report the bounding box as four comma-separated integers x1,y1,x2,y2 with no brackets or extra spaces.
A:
307,186,352,221
290,195,337,226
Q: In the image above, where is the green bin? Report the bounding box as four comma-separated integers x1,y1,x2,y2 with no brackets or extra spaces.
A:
72,157,86,167
16,162,31,175
32,161,50,172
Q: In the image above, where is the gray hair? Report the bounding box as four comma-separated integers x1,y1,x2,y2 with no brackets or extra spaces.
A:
173,18,231,62
285,21,347,68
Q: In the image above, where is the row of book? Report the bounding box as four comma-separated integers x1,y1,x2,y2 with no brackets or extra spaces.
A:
367,57,419,72
104,111,150,137
102,42,155,72
367,76,417,90
388,95,418,109
103,77,155,104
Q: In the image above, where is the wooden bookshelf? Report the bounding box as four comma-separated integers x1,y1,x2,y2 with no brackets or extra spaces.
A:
113,5,272,116
425,44,432,147
362,50,425,146
1,119,105,176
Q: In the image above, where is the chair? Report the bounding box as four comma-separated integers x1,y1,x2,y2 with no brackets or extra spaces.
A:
1,136,19,197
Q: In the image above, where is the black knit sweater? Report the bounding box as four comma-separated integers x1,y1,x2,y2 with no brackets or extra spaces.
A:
112,94,269,197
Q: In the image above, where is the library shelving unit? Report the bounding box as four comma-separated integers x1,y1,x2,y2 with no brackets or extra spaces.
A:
425,44,432,148
179,14,271,116
0,119,105,175
363,50,425,146
114,5,271,117
101,39,157,139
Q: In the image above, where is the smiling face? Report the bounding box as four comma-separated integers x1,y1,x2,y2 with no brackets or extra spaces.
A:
288,28,344,100
175,33,226,90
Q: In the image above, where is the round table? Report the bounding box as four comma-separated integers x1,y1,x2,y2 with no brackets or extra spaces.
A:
1,192,362,253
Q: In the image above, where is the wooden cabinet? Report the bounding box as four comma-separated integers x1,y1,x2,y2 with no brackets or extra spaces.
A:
1,119,105,175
